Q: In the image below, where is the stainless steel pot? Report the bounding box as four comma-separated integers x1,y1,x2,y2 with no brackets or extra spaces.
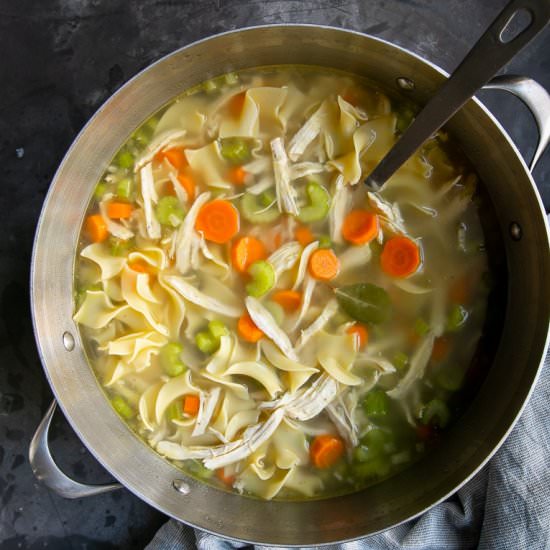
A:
29,26,550,545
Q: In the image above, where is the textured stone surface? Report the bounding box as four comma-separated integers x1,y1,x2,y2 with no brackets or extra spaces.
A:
0,0,548,548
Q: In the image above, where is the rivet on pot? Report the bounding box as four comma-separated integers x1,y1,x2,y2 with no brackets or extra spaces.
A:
396,77,415,91
172,479,190,494
62,331,75,351
509,222,522,241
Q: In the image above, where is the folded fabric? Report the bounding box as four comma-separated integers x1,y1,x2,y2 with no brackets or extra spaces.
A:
146,352,550,550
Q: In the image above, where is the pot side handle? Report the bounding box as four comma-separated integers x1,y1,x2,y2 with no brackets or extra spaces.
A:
483,75,550,172
29,400,122,498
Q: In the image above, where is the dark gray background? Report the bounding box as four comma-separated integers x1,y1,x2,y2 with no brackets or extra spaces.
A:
0,1,548,549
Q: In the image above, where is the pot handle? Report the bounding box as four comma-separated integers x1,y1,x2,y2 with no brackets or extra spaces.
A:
29,400,122,498
483,75,550,172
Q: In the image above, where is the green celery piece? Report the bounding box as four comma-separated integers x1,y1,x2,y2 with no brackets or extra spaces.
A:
317,235,332,249
159,342,186,377
220,138,251,164
224,72,239,85
94,182,108,200
196,331,219,354
264,301,284,326
116,150,134,170
362,390,389,417
155,196,185,227
208,320,228,340
297,181,331,223
436,366,465,391
166,400,183,421
334,283,392,324
414,318,430,336
361,428,392,456
259,188,276,207
132,125,153,147
203,79,218,94
241,193,280,224
144,116,159,132
111,395,134,419
246,260,276,297
109,237,132,257
395,103,416,133
352,445,371,463
116,177,133,199
393,351,409,371
187,459,214,479
446,304,468,332
352,456,391,480
421,398,450,428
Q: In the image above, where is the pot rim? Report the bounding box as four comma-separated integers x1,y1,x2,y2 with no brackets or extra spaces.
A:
30,24,550,546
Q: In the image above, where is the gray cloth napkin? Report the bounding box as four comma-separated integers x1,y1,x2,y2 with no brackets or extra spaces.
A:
146,352,550,550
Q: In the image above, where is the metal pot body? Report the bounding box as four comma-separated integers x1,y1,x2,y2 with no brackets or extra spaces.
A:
31,26,550,545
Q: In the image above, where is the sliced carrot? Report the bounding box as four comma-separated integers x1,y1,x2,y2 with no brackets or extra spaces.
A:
164,182,177,196
216,468,236,486
449,276,469,304
238,313,264,343
228,166,248,185
380,236,421,278
177,173,196,201
310,435,345,469
308,249,340,281
195,199,240,244
85,214,108,243
294,226,314,246
272,290,302,312
231,236,266,273
347,324,369,349
159,148,187,171
106,201,133,219
273,232,282,249
342,210,379,245
183,394,200,416
431,336,450,362
228,91,246,117
128,260,153,274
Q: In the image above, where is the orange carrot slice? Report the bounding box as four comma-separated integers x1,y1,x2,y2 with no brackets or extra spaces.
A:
228,91,246,117
85,214,108,243
195,199,240,244
183,394,200,416
160,148,187,171
342,210,379,245
106,202,133,219
380,236,421,278
294,226,314,246
310,435,344,469
272,290,302,312
238,313,264,343
308,249,340,281
128,260,153,274
216,468,236,486
347,324,369,349
228,166,248,185
231,236,266,273
177,173,196,201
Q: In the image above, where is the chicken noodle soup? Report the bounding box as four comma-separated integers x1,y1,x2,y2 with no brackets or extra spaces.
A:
74,66,491,500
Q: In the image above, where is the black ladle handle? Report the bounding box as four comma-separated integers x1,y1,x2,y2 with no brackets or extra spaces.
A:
366,0,550,190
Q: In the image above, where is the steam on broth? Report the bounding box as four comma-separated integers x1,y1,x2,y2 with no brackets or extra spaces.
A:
74,66,490,500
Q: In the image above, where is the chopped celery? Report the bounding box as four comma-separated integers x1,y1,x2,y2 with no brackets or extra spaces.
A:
208,320,228,339
187,459,214,479
224,72,239,85
241,193,280,224
264,301,284,326
144,116,159,132
155,196,185,227
116,177,133,199
116,150,134,170
446,304,468,332
421,398,450,428
297,181,331,223
317,235,332,249
196,331,219,354
167,400,183,421
111,395,134,419
395,104,416,133
132,126,153,147
393,351,409,371
362,390,389,417
109,237,132,257
159,342,186,377
414,317,430,336
246,260,276,297
361,428,392,457
94,182,108,200
352,445,371,463
259,188,276,207
352,456,391,480
220,138,251,164
203,79,218,94
436,366,465,391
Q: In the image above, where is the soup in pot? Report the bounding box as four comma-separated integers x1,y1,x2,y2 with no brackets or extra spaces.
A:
74,66,491,500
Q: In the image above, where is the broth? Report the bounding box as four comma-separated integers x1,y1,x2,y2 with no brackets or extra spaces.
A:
74,66,493,500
